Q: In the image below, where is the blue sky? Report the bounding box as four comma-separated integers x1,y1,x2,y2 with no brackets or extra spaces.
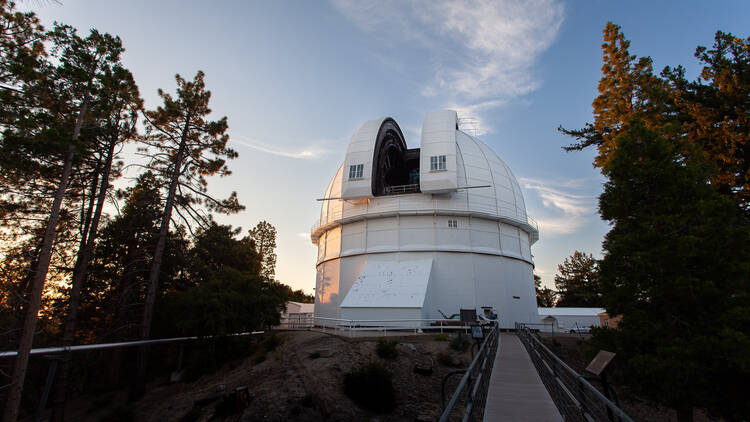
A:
25,0,750,292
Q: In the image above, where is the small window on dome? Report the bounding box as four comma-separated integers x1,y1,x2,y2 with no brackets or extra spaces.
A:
430,155,447,171
448,218,458,228
348,164,364,179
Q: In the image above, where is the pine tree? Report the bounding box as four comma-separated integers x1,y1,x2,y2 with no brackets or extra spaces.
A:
51,62,142,421
560,22,674,168
681,32,750,209
3,24,128,422
595,118,750,421
553,251,601,307
534,274,557,307
133,71,243,398
248,220,277,279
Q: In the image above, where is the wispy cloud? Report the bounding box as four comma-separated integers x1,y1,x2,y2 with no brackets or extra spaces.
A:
232,135,334,160
520,177,598,236
332,0,565,133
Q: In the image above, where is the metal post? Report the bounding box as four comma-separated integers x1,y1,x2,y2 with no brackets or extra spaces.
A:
177,343,185,372
35,356,60,422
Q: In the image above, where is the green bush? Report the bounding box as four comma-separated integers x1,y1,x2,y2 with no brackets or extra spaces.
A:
301,393,317,408
375,339,398,360
343,362,396,413
100,404,135,422
437,351,455,367
434,333,448,341
264,333,282,352
450,332,469,351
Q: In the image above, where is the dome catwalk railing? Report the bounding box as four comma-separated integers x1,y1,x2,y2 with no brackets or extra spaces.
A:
311,204,539,243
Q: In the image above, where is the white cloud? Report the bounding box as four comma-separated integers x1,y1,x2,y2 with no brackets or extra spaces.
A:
232,136,334,160
332,0,565,132
520,177,598,236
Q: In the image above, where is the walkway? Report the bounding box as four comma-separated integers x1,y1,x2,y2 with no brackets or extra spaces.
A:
483,333,563,422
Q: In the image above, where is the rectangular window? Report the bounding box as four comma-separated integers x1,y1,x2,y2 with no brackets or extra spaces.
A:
448,218,458,228
348,164,363,179
430,155,447,171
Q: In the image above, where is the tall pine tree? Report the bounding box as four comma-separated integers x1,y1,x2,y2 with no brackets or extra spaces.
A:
133,71,243,397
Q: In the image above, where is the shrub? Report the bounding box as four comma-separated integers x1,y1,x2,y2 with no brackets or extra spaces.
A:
434,333,448,341
264,333,282,352
450,332,469,352
101,404,135,422
343,362,396,413
301,393,317,408
375,339,398,360
437,352,455,367
308,352,321,359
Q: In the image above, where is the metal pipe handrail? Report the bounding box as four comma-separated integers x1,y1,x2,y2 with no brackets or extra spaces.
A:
516,323,634,422
439,324,499,422
0,331,264,358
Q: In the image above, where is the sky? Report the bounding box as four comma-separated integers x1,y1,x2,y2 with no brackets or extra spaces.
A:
23,0,750,292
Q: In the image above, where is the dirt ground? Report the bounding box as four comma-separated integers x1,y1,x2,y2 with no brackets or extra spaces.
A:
60,330,477,421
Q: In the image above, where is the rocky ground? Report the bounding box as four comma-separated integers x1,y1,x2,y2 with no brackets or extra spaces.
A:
60,329,477,421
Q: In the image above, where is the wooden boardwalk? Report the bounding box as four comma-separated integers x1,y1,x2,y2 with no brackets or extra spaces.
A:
483,333,563,422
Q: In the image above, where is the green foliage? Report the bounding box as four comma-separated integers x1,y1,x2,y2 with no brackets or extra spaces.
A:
300,393,317,408
450,332,469,352
436,352,456,367
375,339,398,360
253,353,267,365
534,274,557,307
187,222,261,283
343,362,396,413
594,118,750,418
433,333,448,341
248,220,277,279
161,268,286,337
100,404,135,422
554,251,601,307
263,333,282,352
562,24,750,419
288,289,314,303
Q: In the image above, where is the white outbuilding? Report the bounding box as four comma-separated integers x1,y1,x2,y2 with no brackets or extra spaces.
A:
537,307,606,332
312,111,540,329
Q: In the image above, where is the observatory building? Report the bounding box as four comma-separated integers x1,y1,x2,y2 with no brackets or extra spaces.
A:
312,110,539,329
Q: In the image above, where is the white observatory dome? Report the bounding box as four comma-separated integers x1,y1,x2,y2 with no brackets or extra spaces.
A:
312,110,539,329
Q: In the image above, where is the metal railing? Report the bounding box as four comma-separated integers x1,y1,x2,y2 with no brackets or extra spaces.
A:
278,314,314,329
0,331,265,421
515,323,634,422
383,183,420,195
439,323,499,422
299,316,476,337
311,205,539,243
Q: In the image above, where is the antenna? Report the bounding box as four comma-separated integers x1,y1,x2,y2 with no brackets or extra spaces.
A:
457,116,480,136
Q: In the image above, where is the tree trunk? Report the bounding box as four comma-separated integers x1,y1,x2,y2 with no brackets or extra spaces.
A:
131,112,191,400
2,95,88,422
51,140,116,422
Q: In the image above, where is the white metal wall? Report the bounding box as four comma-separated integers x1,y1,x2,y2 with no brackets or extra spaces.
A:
319,215,532,265
341,307,422,325
314,250,537,329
